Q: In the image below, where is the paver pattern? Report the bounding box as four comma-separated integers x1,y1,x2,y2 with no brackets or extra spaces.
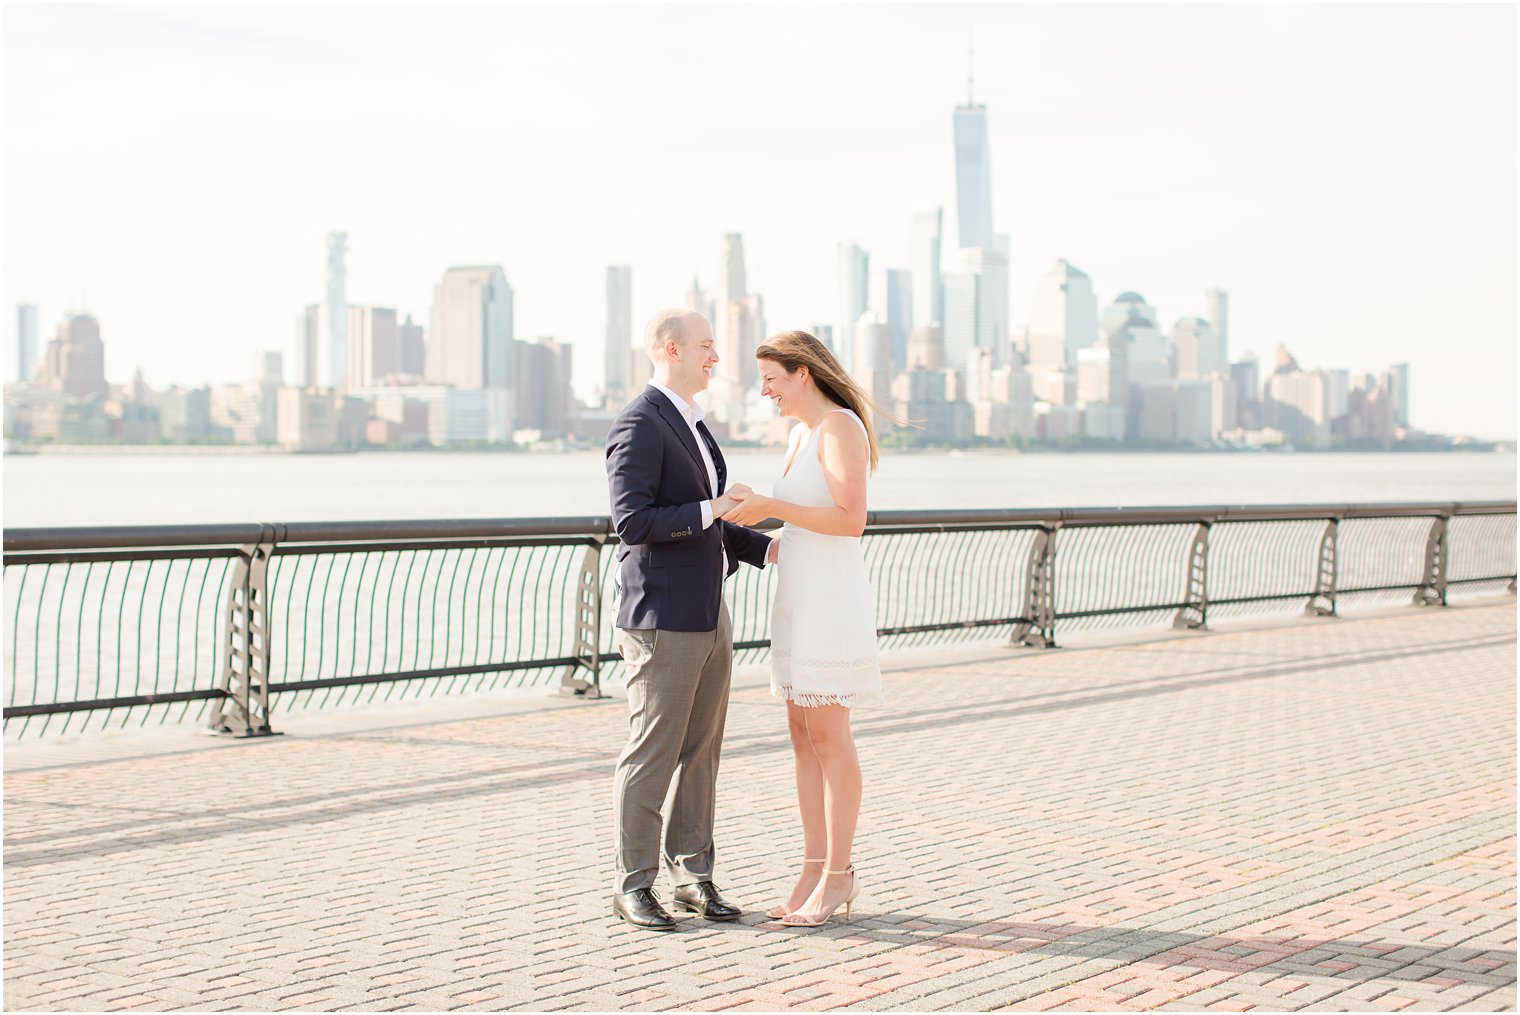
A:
4,602,1515,1012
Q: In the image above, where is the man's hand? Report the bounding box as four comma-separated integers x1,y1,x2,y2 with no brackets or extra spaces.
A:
720,488,775,527
711,483,753,519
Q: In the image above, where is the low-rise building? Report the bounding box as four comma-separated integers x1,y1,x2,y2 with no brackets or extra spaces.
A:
155,386,214,443
349,385,490,446
1035,402,1082,441
1080,401,1126,441
277,388,338,450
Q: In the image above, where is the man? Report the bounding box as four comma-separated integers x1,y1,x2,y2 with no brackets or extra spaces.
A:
604,308,777,931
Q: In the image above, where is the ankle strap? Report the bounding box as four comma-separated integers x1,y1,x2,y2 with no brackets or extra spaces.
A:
826,866,855,875
803,857,825,863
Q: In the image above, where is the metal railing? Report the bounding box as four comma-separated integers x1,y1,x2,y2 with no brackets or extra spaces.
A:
4,501,1514,740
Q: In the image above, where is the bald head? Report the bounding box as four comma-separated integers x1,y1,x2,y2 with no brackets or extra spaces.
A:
644,308,702,357
644,308,717,399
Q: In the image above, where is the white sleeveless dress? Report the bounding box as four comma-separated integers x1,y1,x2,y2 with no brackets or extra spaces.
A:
769,409,884,709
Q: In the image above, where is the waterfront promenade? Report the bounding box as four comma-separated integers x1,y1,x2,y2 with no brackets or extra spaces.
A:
4,601,1515,1012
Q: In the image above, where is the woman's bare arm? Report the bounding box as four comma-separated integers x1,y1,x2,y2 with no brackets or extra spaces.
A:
719,413,869,536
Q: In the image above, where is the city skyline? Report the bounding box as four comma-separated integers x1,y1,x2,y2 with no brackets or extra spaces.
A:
4,4,1515,439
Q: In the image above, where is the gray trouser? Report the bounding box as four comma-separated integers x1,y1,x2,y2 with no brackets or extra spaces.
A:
612,602,733,894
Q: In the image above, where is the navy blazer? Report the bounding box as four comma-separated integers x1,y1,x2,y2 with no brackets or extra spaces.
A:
605,387,771,632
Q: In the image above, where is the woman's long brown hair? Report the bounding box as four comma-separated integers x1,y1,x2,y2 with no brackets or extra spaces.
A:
755,330,908,472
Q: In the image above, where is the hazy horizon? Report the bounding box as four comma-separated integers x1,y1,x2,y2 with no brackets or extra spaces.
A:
4,4,1516,439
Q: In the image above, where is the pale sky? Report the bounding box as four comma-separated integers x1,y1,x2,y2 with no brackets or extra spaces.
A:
5,3,1516,439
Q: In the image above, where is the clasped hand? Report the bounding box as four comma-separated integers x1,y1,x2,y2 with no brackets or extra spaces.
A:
714,483,775,527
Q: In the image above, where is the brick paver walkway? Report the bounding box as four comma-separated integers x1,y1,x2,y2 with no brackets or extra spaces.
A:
5,602,1515,1012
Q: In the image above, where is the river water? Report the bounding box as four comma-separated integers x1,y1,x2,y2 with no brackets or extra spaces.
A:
4,451,1514,527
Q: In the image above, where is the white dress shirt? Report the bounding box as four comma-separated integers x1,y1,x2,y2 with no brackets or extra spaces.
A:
648,382,774,569
649,382,719,524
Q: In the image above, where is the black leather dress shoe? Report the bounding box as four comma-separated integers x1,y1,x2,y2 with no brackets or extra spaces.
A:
612,888,677,931
672,881,742,921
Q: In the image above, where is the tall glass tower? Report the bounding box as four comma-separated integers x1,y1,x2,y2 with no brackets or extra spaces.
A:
836,242,870,369
717,233,747,372
953,48,995,252
324,231,348,391
15,303,37,383
1204,287,1229,366
604,266,632,402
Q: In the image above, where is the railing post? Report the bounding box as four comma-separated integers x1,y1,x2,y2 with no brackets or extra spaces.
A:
1414,515,1449,607
561,536,606,698
1173,522,1210,629
209,527,279,737
1306,518,1338,617
1011,524,1057,648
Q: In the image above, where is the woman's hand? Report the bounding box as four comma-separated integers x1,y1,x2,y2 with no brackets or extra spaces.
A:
720,488,777,527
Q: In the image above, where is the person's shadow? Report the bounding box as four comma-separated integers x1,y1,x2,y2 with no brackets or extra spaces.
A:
687,910,1513,992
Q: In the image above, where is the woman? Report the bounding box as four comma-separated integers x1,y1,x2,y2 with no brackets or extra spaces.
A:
720,330,900,927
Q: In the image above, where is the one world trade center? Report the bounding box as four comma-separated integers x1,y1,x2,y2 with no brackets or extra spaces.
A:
953,54,995,252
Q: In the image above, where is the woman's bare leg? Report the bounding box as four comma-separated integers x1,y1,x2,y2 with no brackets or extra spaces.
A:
789,703,861,920
773,700,827,915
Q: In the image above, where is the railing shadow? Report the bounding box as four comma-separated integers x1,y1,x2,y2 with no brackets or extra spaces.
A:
4,628,1511,865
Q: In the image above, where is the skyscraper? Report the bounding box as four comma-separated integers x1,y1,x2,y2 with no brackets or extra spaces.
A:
1230,354,1262,428
1170,316,1224,379
428,265,515,441
258,350,283,444
854,310,894,406
324,231,348,391
1102,291,1165,435
684,274,714,323
905,325,946,372
717,234,746,370
709,291,765,427
1231,354,1260,401
1076,346,1124,404
1028,259,1098,369
1326,368,1350,421
1204,288,1229,366
740,293,765,389
40,314,108,398
398,314,425,377
295,304,320,388
516,337,574,437
910,209,944,327
942,247,1010,373
884,268,913,374
836,242,870,369
15,304,37,383
1389,362,1410,426
604,266,632,402
348,306,401,387
953,55,995,252
1265,365,1332,446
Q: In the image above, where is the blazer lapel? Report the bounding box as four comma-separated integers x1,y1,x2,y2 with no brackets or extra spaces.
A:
649,391,713,496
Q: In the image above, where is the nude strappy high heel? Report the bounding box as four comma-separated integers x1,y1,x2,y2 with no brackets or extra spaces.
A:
766,858,825,919
781,865,860,926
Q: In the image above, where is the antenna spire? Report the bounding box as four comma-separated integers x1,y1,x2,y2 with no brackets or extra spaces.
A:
967,31,974,105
